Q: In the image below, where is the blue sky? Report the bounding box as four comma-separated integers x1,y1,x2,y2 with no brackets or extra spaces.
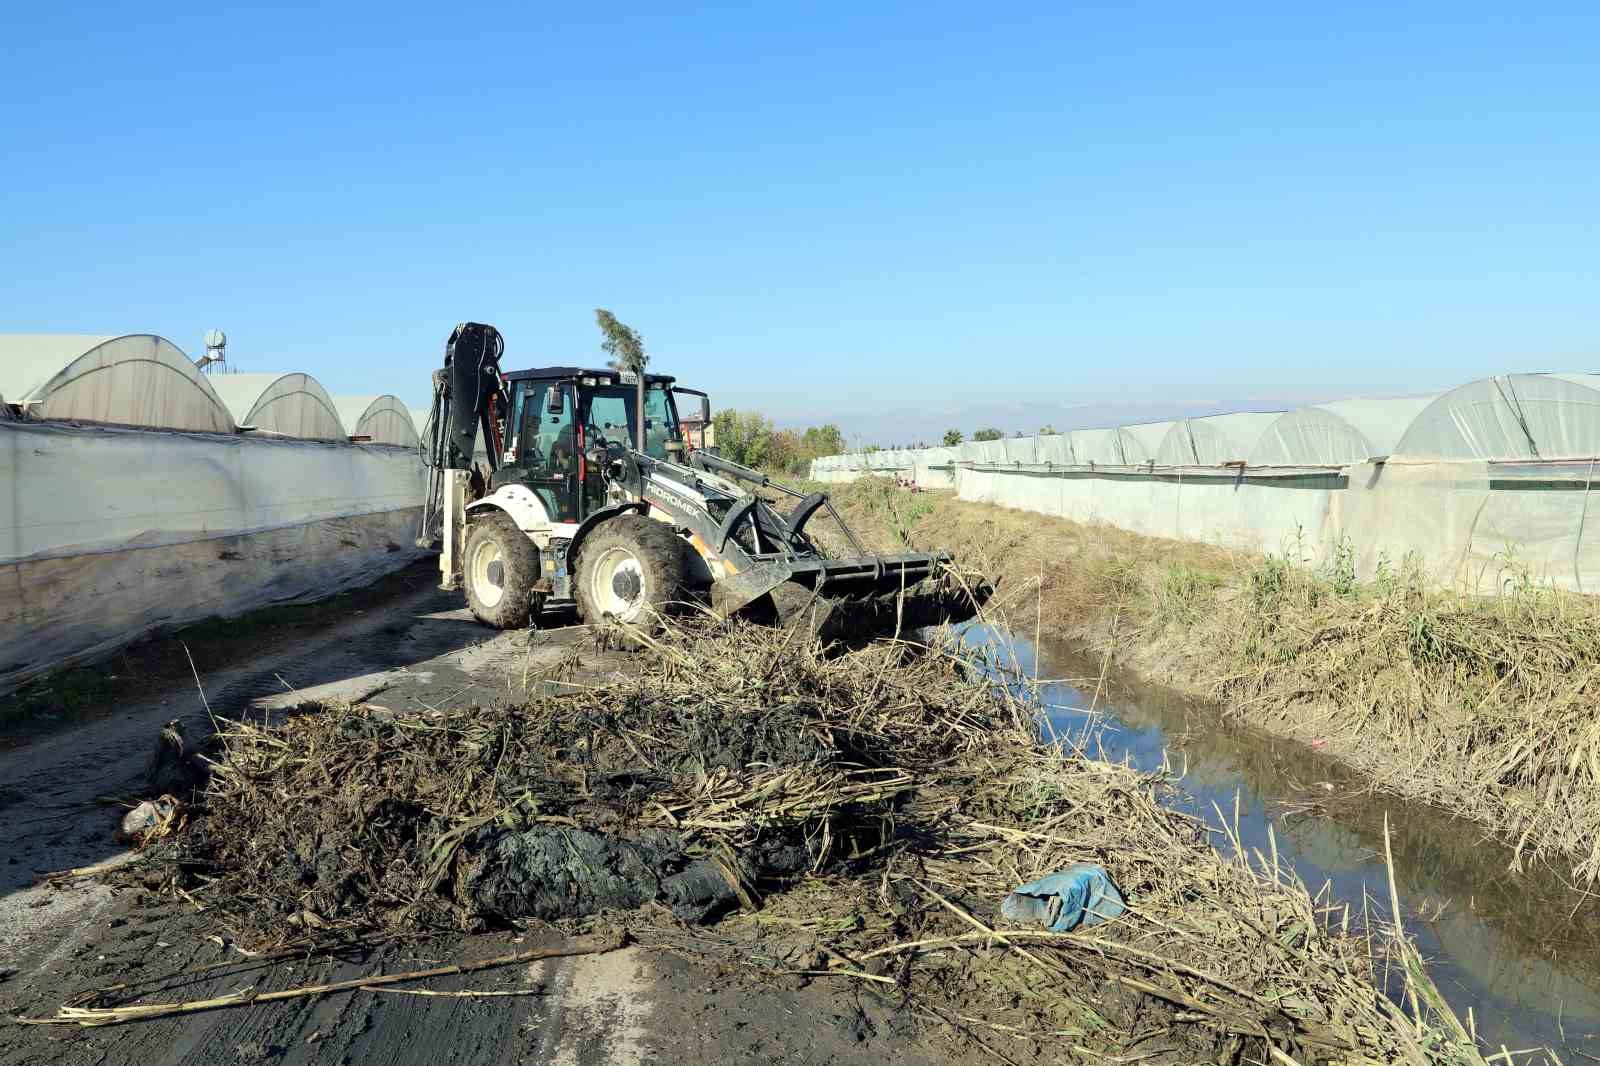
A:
3,2,1597,442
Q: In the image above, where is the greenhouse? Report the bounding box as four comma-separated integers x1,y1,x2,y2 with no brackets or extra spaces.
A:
1036,433,1073,464
1119,420,1178,464
1069,427,1137,465
210,372,347,441
0,334,234,433
1249,395,1439,466
335,394,422,447
1154,412,1282,466
1391,373,1600,461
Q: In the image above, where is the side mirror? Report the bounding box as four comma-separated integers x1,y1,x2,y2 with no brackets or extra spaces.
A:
547,388,564,415
700,396,711,424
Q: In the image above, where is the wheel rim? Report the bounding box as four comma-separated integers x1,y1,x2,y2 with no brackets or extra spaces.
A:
589,546,647,621
468,537,506,609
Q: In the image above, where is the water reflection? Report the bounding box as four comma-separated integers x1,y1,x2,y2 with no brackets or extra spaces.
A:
957,623,1600,1056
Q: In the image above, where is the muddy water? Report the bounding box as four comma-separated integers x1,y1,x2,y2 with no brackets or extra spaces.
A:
961,624,1600,1059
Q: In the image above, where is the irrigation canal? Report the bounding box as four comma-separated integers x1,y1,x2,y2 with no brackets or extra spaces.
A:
963,624,1600,1059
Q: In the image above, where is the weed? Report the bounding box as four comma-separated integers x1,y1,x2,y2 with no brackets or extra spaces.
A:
1154,564,1220,629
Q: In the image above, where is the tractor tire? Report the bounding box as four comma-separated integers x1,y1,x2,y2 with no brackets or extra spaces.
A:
463,512,544,629
574,515,688,627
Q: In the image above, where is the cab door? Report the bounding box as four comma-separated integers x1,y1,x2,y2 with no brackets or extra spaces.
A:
505,379,579,523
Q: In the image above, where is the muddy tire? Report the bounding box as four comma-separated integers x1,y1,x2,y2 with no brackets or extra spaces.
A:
574,515,688,626
463,512,543,629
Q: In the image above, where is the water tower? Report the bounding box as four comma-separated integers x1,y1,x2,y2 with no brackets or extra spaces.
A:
197,329,228,373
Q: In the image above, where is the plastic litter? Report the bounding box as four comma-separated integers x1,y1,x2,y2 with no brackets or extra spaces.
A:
119,796,182,846
1000,862,1126,932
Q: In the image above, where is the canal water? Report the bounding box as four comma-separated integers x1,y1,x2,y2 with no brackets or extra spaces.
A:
961,623,1600,1060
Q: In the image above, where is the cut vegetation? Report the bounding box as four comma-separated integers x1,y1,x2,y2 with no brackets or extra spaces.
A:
68,618,1475,1063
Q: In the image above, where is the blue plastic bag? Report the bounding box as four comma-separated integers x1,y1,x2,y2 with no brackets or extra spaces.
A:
1000,863,1126,932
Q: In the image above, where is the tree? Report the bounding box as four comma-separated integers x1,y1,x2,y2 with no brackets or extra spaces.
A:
712,409,776,467
800,424,845,458
595,309,646,449
594,308,646,372
942,429,963,446
973,428,1003,442
1038,424,1057,436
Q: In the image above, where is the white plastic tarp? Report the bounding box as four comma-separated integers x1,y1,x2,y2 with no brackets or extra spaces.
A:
1069,428,1130,465
0,334,235,434
1036,434,1074,464
335,394,421,448
211,373,347,441
1001,436,1037,463
1393,374,1600,460
1119,421,1176,463
1250,395,1438,466
1156,413,1281,466
1,421,426,691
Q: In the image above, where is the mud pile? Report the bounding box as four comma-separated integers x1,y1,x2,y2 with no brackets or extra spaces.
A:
148,619,1477,1064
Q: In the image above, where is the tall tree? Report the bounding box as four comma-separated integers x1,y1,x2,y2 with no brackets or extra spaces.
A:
973,428,1003,442
942,429,963,446
594,309,646,449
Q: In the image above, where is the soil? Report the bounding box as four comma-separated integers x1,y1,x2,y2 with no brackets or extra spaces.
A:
0,898,961,1066
0,559,441,749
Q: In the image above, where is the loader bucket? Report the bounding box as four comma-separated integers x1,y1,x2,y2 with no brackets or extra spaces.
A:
715,551,991,642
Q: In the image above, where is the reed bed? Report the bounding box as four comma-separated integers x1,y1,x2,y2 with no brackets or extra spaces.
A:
828,478,1600,885
129,612,1480,1063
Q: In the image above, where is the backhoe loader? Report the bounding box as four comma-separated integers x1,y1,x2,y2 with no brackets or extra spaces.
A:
417,322,986,637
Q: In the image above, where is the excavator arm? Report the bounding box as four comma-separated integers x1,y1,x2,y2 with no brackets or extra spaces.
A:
417,323,507,572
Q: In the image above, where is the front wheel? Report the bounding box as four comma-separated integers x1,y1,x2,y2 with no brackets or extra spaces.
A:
463,512,544,629
574,515,688,625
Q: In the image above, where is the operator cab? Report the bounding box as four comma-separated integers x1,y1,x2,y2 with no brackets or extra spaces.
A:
492,367,701,524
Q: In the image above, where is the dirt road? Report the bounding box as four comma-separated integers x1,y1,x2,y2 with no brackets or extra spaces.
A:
0,581,945,1065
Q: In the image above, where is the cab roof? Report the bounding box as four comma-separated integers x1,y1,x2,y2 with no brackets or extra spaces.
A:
503,366,676,387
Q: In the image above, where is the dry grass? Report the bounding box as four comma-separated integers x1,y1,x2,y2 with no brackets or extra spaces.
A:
828,478,1600,885
126,611,1482,1063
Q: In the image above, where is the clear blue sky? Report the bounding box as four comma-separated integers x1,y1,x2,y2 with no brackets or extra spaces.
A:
3,2,1597,440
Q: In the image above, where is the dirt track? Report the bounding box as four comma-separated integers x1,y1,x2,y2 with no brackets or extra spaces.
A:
0,578,948,1065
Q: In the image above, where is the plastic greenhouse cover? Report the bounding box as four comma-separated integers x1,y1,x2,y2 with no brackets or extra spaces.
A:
1393,374,1600,461
1250,395,1437,465
1156,412,1281,466
0,334,235,434
1036,434,1074,464
1069,428,1130,465
210,373,347,441
1001,436,1037,463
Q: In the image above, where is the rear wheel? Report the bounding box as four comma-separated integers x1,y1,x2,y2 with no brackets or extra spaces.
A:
574,515,688,625
463,512,543,629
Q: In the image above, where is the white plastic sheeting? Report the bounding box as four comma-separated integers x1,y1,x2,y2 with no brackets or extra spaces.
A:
1069,428,1135,465
1037,434,1074,464
1250,395,1438,466
1119,421,1177,464
911,446,960,489
806,370,1600,592
1000,436,1037,463
211,373,347,441
1155,413,1282,466
1,420,425,691
0,334,235,433
1393,374,1600,461
336,394,422,447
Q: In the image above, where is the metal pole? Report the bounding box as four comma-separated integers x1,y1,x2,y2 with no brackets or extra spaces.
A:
636,372,646,453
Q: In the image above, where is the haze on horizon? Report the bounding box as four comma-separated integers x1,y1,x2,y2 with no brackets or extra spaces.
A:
3,3,1597,445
